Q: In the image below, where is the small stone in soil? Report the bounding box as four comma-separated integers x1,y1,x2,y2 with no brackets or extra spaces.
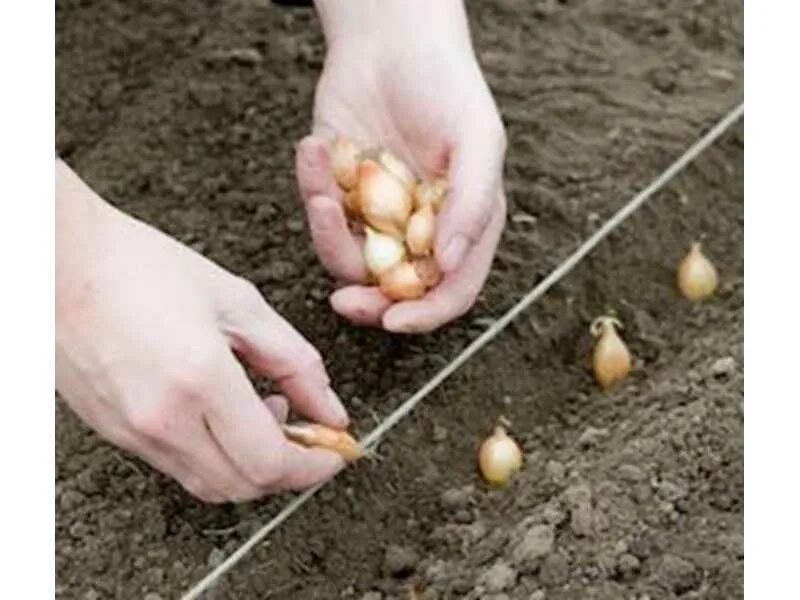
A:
529,591,546,600
710,356,737,378
629,529,659,560
577,426,610,449
512,524,555,567
657,554,700,594
359,592,382,600
617,463,646,482
617,553,641,579
60,489,86,511
539,552,570,587
207,547,225,568
382,545,419,578
545,460,566,482
143,594,164,600
440,485,474,510
477,561,518,592
432,424,448,442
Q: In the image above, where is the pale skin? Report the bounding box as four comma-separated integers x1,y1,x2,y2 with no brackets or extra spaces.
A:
56,0,507,502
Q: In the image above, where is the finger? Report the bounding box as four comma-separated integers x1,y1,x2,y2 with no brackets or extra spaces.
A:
220,293,349,428
436,119,506,272
383,193,506,333
264,394,289,423
330,285,393,327
276,443,345,491
169,416,264,502
306,194,368,282
296,134,341,203
204,352,343,490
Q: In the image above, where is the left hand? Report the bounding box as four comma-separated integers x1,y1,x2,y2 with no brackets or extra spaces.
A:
296,0,507,333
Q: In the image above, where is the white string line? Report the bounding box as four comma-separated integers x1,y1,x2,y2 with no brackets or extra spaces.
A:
181,101,743,600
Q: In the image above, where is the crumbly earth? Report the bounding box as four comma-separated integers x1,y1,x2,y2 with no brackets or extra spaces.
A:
56,0,743,598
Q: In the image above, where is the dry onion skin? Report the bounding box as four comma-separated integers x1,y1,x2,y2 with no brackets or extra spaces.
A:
677,242,718,302
478,426,523,486
590,316,632,389
405,204,436,256
330,135,448,301
331,137,361,191
282,423,363,462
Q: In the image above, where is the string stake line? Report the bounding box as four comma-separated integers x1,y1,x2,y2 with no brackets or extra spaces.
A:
182,101,743,600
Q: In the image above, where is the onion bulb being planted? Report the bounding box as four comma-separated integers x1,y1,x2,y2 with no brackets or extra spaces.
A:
590,316,631,389
364,227,406,277
331,137,361,191
406,204,436,256
478,426,523,486
677,242,718,302
358,159,412,237
282,423,363,462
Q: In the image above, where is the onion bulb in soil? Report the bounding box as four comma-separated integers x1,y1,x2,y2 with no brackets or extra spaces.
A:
405,204,436,256
358,159,413,237
677,242,718,302
478,426,523,486
414,177,448,212
282,423,363,462
590,316,631,389
364,227,406,277
331,137,361,191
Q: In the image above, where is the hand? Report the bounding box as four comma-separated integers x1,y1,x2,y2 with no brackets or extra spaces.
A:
297,0,507,333
56,162,348,502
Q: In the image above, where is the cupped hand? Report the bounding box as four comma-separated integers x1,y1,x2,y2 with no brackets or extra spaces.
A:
56,163,348,502
296,0,507,333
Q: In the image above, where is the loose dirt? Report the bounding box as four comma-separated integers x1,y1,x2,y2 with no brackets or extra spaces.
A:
56,1,743,598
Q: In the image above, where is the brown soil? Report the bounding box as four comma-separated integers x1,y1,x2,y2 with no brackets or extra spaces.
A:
56,1,743,598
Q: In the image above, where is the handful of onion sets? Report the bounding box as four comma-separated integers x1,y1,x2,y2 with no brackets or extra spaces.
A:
332,136,447,301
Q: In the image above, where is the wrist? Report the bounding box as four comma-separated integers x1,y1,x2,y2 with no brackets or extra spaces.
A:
313,0,471,51
56,161,113,325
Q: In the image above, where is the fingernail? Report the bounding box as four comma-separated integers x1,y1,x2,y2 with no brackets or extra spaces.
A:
440,235,470,271
326,388,349,427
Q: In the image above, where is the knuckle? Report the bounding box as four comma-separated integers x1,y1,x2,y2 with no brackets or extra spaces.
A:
168,347,224,398
232,277,265,316
127,403,172,441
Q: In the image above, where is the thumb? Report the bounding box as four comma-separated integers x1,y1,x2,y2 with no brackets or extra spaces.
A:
219,280,349,428
435,120,506,272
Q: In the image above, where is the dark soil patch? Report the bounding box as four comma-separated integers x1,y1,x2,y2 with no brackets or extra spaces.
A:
56,0,743,598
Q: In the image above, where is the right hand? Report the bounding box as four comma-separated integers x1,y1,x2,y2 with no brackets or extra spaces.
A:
56,162,348,502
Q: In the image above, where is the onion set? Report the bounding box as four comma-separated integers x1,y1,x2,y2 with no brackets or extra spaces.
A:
590,316,631,389
282,423,363,462
330,136,448,301
677,242,718,302
478,426,523,486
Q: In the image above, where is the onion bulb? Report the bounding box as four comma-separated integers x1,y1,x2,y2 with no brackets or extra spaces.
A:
406,204,436,256
343,189,361,218
358,159,412,237
379,261,427,301
478,426,523,486
378,149,415,191
364,227,406,277
677,242,718,302
331,137,361,191
412,256,441,288
282,423,363,462
414,178,448,212
590,316,631,389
